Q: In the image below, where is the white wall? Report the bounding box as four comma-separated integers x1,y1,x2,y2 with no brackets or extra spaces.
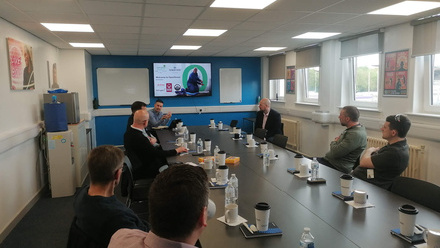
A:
0,18,59,241
271,22,440,186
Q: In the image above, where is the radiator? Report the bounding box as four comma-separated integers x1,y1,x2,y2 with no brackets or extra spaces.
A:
366,136,425,180
281,118,300,151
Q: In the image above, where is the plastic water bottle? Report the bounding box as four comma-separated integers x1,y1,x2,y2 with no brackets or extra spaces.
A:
299,227,315,248
214,145,220,164
225,182,236,206
197,138,203,154
311,157,319,179
229,174,238,202
183,128,189,141
263,148,270,167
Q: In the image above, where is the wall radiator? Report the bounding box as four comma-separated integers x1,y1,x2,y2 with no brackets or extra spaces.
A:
366,136,425,180
281,118,300,151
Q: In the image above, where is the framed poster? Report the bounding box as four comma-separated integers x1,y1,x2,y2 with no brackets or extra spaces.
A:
286,66,295,94
384,49,408,96
7,38,35,90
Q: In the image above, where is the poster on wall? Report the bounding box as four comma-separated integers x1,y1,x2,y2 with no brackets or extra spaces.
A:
7,38,35,90
286,65,295,94
384,49,408,97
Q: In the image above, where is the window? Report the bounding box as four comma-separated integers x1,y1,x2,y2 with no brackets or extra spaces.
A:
431,54,440,107
298,67,319,103
269,79,285,101
344,54,379,108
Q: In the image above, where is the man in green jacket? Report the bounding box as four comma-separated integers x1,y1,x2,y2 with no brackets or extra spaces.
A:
318,106,367,173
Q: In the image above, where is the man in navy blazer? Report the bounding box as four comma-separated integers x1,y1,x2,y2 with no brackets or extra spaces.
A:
255,98,282,141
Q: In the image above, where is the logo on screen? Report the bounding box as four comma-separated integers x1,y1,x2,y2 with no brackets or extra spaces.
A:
166,83,172,92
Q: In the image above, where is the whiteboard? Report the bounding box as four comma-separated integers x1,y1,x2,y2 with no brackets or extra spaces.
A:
220,68,242,103
97,68,150,106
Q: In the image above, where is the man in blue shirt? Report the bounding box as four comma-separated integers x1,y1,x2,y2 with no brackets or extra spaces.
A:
147,99,172,130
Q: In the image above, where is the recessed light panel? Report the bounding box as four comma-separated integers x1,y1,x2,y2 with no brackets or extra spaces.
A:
69,43,104,48
254,47,286,51
368,1,440,16
210,0,277,10
183,29,227,37
42,23,94,32
170,45,201,50
292,32,340,39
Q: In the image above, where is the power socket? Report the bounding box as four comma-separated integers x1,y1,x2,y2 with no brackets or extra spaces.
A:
199,108,203,114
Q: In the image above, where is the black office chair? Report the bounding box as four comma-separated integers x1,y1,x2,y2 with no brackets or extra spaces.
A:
254,128,267,139
67,217,105,248
121,155,153,208
280,122,284,135
230,120,238,128
271,134,288,148
390,177,440,212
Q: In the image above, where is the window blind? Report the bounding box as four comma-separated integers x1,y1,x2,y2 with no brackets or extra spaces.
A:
295,45,320,69
269,54,286,80
340,31,383,59
412,20,440,57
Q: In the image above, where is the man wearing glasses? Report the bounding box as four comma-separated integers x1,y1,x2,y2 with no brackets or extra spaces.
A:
352,114,411,190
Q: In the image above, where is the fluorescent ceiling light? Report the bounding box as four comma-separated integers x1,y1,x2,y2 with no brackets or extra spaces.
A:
70,43,104,48
42,23,94,32
170,45,201,50
184,29,227,37
254,47,286,51
292,32,340,39
368,1,440,16
210,0,277,9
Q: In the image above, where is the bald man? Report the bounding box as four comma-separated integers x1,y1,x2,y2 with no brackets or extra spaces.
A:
255,98,282,141
124,110,187,179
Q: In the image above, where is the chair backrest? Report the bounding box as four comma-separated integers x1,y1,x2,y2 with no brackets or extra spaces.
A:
272,134,288,148
67,217,105,248
120,155,135,197
390,177,440,212
280,122,284,135
230,120,238,128
254,128,267,139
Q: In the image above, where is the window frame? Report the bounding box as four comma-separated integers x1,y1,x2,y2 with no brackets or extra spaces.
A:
424,54,440,112
268,79,285,102
297,66,320,104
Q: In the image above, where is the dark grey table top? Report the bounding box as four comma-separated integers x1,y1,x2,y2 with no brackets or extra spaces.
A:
157,126,440,248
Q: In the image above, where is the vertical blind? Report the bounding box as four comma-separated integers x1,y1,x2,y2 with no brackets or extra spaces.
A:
340,31,383,59
412,20,440,57
295,45,321,69
269,54,286,79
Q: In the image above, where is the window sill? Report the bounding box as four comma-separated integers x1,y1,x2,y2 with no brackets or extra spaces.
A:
270,99,286,103
295,101,319,107
338,106,381,113
406,112,440,119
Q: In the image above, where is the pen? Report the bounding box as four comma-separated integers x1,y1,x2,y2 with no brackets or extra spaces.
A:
243,223,254,234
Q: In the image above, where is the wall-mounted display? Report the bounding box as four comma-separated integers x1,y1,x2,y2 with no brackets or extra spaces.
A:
7,38,35,90
384,49,408,97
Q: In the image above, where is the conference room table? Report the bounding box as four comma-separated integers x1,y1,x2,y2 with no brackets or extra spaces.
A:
156,125,440,248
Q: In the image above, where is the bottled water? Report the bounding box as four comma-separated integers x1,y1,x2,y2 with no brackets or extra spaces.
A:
229,174,238,202
299,227,315,248
197,138,203,154
225,182,236,206
263,148,270,167
311,157,319,179
183,128,189,141
214,145,220,164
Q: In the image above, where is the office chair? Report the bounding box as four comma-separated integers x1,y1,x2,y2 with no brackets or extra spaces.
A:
230,120,238,128
67,217,105,248
271,134,288,148
390,177,440,212
121,155,153,208
280,122,284,135
254,128,267,139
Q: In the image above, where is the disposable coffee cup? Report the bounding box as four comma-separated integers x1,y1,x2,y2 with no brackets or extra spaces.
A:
423,229,440,248
299,164,309,176
218,151,226,166
340,174,354,196
210,119,215,126
294,154,304,170
247,134,253,142
268,149,275,159
235,128,241,134
398,204,419,236
232,127,237,133
204,139,211,152
234,133,240,139
190,133,196,143
216,165,228,185
255,202,271,231
248,139,255,147
218,122,223,129
225,203,238,224
260,142,268,153
176,137,184,146
353,190,368,204
204,158,213,170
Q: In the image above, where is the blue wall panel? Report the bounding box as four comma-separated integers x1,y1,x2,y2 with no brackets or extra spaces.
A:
92,55,261,146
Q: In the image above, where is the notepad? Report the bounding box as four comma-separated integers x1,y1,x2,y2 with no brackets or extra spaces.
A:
390,228,425,244
239,222,282,239
332,191,354,201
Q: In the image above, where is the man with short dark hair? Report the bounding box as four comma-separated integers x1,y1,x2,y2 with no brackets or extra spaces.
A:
73,146,148,247
108,164,210,248
353,114,412,189
148,99,172,130
127,101,147,131
318,106,367,173
255,98,282,141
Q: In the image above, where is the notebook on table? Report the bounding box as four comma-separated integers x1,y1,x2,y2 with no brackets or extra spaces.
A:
239,222,282,239
390,228,425,244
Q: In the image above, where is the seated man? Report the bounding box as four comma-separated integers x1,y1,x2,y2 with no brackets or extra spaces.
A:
109,164,209,248
127,101,147,131
124,109,187,179
73,145,148,247
318,106,367,173
255,98,282,141
352,114,411,190
147,99,172,130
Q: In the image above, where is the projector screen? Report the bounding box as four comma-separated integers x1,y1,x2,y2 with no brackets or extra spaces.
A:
153,63,212,97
